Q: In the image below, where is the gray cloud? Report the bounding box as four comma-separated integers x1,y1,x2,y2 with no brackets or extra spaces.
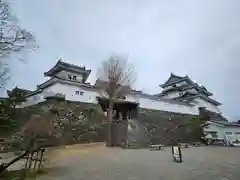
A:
3,0,240,120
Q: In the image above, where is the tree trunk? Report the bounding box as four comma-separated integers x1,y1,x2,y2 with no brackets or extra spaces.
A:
0,150,29,174
106,99,114,147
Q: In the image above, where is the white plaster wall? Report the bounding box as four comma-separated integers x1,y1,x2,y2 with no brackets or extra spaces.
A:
161,91,180,99
17,92,45,108
162,85,172,91
222,127,240,141
204,123,240,141
203,123,224,140
55,70,83,82
176,81,188,87
18,83,98,107
195,98,221,114
139,97,199,115
17,85,60,108
182,88,197,94
163,81,188,91
49,83,98,104
126,94,140,103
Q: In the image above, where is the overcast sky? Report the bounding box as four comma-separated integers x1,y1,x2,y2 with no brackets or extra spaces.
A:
2,0,240,120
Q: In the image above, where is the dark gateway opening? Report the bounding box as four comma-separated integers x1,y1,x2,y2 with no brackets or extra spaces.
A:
97,97,139,120
97,97,139,146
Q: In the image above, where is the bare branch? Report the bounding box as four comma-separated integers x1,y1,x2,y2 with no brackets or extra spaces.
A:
0,60,9,89
0,1,37,59
0,1,37,88
97,54,136,100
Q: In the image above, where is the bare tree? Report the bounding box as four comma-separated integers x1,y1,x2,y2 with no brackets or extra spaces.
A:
0,60,8,89
97,54,136,146
0,0,35,58
0,0,36,89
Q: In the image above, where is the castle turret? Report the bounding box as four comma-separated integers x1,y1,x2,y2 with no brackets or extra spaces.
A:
44,60,91,83
157,73,222,114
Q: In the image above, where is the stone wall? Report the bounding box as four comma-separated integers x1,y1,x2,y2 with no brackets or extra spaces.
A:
127,108,201,147
14,99,106,147
13,100,221,148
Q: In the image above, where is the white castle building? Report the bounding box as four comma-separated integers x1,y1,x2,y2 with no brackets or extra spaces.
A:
18,60,222,116
10,60,240,145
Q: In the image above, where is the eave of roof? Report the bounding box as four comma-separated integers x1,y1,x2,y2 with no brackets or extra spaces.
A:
37,76,95,91
159,83,213,97
160,74,213,95
44,60,91,81
25,89,43,98
130,91,194,107
198,94,222,106
196,86,213,96
178,94,221,106
159,73,195,88
7,87,33,96
208,120,240,127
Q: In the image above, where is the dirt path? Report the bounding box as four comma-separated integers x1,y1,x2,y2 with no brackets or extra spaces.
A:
35,145,240,180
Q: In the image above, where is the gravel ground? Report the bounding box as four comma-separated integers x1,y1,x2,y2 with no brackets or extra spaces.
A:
33,144,240,180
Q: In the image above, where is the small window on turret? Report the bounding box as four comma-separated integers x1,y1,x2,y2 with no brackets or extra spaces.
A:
73,76,77,80
68,75,72,80
75,91,84,95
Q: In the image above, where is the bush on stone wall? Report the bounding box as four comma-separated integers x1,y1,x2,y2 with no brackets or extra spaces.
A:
11,99,106,147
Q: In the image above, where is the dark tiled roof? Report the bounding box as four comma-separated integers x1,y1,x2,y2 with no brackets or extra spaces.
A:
196,85,213,96
160,83,213,97
177,93,221,106
131,91,194,106
159,73,213,97
44,60,91,82
7,87,33,97
198,94,221,106
210,120,240,127
159,73,194,88
37,76,94,91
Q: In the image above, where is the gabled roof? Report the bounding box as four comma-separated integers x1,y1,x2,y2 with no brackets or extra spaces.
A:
7,87,33,97
159,73,194,88
159,83,213,97
44,60,91,82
